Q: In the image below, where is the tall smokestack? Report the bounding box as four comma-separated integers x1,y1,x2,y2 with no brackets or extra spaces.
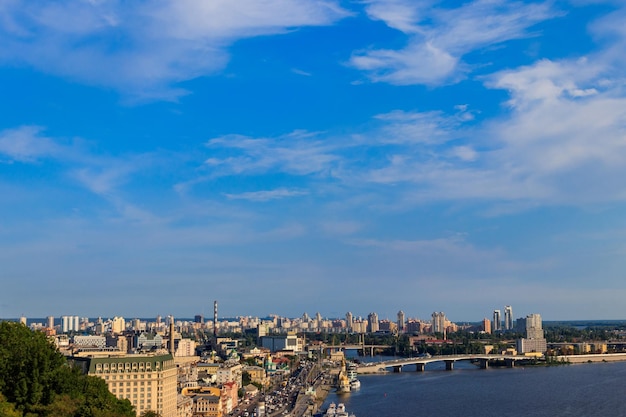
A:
213,301,218,337
169,316,175,355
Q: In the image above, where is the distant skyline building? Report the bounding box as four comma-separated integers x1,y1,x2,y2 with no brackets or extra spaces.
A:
516,313,547,354
504,305,514,330
482,318,492,334
61,315,80,333
525,313,544,339
431,312,446,334
493,310,502,332
367,312,379,333
345,312,353,332
397,310,405,333
111,316,125,334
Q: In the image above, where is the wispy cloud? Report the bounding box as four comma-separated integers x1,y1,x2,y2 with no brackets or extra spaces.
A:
350,0,557,85
224,188,308,202
205,130,340,177
0,126,62,162
0,0,349,99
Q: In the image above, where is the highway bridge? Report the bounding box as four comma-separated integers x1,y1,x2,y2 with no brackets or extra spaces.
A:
323,344,392,356
356,354,532,374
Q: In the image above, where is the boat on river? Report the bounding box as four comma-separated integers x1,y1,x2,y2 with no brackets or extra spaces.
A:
324,402,355,417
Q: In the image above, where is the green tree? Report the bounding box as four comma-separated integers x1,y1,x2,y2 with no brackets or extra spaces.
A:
0,394,22,417
0,322,65,408
139,411,162,417
0,321,134,417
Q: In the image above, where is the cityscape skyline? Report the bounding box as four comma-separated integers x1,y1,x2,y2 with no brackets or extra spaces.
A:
0,304,590,326
3,1,626,321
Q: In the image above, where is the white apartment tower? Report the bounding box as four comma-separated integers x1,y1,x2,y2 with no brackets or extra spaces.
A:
431,312,446,334
504,305,514,330
493,310,502,332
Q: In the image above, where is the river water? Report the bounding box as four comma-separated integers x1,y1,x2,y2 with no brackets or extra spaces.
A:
322,359,626,417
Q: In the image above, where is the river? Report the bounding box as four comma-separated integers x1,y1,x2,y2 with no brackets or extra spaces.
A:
322,358,626,417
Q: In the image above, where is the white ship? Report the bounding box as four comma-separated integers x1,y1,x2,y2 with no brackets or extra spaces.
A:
325,402,355,417
347,362,360,390
346,362,358,380
350,378,361,389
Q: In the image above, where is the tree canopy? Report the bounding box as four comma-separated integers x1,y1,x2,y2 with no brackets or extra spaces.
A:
0,321,134,417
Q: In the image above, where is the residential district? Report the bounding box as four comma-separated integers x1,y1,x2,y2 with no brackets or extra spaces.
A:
9,303,626,417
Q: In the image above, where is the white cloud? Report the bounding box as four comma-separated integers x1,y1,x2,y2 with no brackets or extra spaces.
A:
224,188,308,202
205,131,340,177
0,0,348,99
0,126,61,162
350,42,459,86
351,0,556,86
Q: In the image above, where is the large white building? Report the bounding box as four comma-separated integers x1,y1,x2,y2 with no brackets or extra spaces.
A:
73,335,107,349
61,315,81,333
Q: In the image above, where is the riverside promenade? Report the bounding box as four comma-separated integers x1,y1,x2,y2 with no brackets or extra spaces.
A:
555,352,626,363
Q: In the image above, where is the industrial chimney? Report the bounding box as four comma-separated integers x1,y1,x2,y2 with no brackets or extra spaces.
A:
169,316,175,356
213,301,218,337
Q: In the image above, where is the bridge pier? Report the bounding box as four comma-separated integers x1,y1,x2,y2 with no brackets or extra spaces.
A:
445,360,454,371
505,359,515,368
479,359,489,369
393,365,402,373
415,363,425,372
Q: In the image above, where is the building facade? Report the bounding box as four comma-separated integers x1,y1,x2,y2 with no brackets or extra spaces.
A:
492,310,502,332
72,352,177,417
504,306,514,330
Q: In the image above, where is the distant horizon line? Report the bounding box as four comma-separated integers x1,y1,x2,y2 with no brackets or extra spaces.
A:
3,316,626,325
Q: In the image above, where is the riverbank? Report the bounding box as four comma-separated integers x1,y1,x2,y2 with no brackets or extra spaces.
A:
555,352,626,364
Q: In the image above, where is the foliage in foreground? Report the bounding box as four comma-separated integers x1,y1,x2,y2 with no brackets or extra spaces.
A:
0,321,134,417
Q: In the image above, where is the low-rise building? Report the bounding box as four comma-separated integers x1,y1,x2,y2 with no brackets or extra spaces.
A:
243,365,268,387
217,362,242,388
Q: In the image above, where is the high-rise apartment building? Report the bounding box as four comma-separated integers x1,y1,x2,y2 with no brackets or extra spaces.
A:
516,313,547,353
431,312,446,334
72,352,177,417
482,318,492,334
397,310,405,333
493,310,502,332
61,315,81,333
525,313,544,339
504,305,514,330
111,316,126,334
367,312,379,333
345,312,353,332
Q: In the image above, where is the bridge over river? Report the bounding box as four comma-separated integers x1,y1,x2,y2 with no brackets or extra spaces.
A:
356,354,531,374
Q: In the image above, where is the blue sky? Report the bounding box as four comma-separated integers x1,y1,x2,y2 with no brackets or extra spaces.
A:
2,0,626,322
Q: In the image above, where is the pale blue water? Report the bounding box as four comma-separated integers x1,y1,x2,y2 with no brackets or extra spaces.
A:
323,360,626,417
